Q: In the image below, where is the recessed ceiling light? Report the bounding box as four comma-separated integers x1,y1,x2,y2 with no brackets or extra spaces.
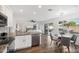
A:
38,5,42,8
33,11,37,15
19,9,23,13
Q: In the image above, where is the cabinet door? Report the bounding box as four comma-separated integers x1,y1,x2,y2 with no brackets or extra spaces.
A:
25,35,31,48
15,36,26,49
32,34,40,47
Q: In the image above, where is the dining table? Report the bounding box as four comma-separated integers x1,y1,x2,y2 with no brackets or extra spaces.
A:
52,33,73,40
54,33,73,52
58,33,73,38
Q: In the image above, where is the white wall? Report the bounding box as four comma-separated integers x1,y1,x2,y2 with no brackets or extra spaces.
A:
37,17,60,35
37,22,44,33
15,17,39,32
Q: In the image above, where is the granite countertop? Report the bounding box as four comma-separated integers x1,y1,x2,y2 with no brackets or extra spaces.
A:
16,31,42,36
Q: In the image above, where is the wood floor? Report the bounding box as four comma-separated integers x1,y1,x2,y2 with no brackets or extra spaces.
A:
15,41,79,53
16,46,58,53
15,46,79,53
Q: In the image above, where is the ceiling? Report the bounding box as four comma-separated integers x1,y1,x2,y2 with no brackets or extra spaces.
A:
8,5,79,23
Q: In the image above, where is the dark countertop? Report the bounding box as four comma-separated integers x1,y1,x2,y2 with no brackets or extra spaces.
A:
16,32,42,36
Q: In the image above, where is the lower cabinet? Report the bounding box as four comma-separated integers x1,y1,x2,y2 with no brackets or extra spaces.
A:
25,35,32,48
15,35,32,50
32,34,40,47
15,34,40,50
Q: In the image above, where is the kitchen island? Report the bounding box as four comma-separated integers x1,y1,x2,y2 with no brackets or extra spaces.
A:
14,32,42,50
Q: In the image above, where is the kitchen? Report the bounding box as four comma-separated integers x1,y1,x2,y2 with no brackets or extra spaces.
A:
0,5,79,53
0,5,47,53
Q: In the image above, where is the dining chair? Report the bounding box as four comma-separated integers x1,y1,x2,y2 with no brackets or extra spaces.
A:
50,33,58,46
50,33,54,45
58,37,70,53
70,35,77,48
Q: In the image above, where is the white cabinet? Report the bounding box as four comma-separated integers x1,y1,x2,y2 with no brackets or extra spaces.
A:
25,35,32,48
15,35,32,50
15,36,25,49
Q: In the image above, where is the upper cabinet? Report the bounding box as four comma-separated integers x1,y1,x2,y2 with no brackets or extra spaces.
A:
0,6,8,27
0,12,7,27
0,5,13,27
0,6,7,16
